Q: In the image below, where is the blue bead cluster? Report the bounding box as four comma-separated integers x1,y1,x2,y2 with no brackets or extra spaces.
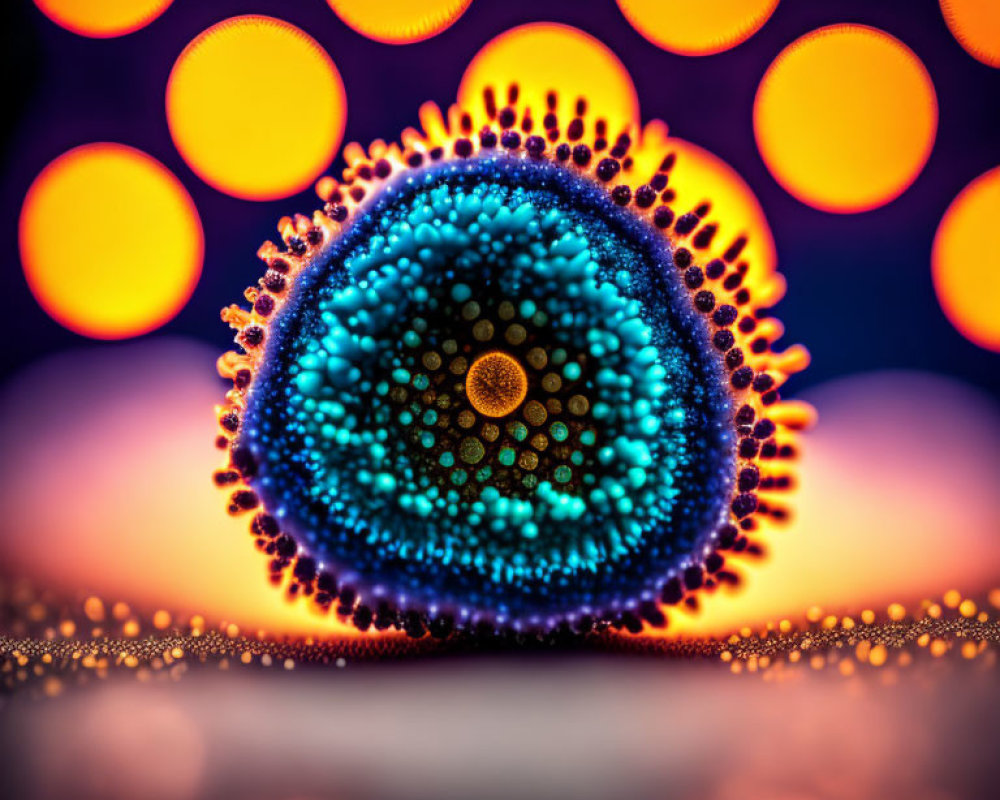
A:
242,157,734,625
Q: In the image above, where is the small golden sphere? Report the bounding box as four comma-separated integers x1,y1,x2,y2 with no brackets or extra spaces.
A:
466,351,528,417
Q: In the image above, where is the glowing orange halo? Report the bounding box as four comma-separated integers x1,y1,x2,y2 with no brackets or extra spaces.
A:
18,143,203,340
932,166,1000,352
327,0,472,44
940,0,1000,67
617,0,779,56
33,0,174,38
166,15,346,201
754,24,937,213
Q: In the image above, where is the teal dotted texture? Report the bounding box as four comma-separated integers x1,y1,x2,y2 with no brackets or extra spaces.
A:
241,157,734,626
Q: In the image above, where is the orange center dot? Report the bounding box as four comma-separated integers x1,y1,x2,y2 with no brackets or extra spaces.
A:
467,352,528,418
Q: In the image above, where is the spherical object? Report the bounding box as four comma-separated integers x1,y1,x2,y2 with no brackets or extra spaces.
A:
458,23,639,137
932,166,1000,351
617,0,778,56
166,15,346,201
33,0,173,38
216,95,808,636
467,352,528,417
327,0,472,44
754,24,937,213
19,143,202,339
940,0,1000,67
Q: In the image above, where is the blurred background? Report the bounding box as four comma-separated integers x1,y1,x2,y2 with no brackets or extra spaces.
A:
1,1,999,798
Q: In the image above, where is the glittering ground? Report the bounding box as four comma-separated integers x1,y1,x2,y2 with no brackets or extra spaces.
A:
3,581,998,696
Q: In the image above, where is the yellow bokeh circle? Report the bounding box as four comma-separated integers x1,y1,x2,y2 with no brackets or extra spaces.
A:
940,0,1000,67
458,23,639,137
617,0,779,56
33,0,173,38
19,143,203,339
166,15,346,201
327,0,472,44
754,24,937,213
932,166,1000,352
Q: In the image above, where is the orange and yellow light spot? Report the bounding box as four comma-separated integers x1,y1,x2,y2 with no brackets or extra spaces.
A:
327,0,472,44
19,143,202,339
166,16,346,201
940,0,1000,67
33,0,173,38
458,23,639,137
754,24,937,213
932,166,1000,351
630,125,777,287
617,0,778,56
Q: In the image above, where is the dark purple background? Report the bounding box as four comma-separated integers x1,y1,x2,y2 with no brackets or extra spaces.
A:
2,0,998,399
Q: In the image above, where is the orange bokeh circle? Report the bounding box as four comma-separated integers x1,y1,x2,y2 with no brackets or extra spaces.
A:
327,0,472,44
754,24,937,213
166,16,346,201
932,166,1000,352
33,0,173,38
458,22,639,137
617,0,779,56
19,143,203,340
940,0,1000,68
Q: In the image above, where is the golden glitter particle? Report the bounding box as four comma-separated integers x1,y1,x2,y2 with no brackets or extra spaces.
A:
459,436,485,464
481,422,500,442
457,409,476,428
568,394,590,415
498,300,515,320
83,597,105,623
523,399,548,426
530,433,549,451
449,356,468,375
541,372,563,392
466,351,528,417
526,347,548,369
422,351,442,370
518,450,539,470
461,300,481,320
505,323,527,345
152,610,172,630
442,339,458,354
546,398,562,414
472,319,494,341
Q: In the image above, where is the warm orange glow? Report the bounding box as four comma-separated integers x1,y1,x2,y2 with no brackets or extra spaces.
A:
19,143,202,340
327,0,472,44
33,0,173,38
467,352,528,417
663,372,1000,636
616,0,778,56
166,16,346,201
0,340,369,639
754,24,937,213
932,166,1000,351
629,126,776,284
458,23,639,137
940,0,1000,67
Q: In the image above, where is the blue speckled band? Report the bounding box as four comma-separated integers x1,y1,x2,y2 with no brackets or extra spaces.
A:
240,156,734,626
